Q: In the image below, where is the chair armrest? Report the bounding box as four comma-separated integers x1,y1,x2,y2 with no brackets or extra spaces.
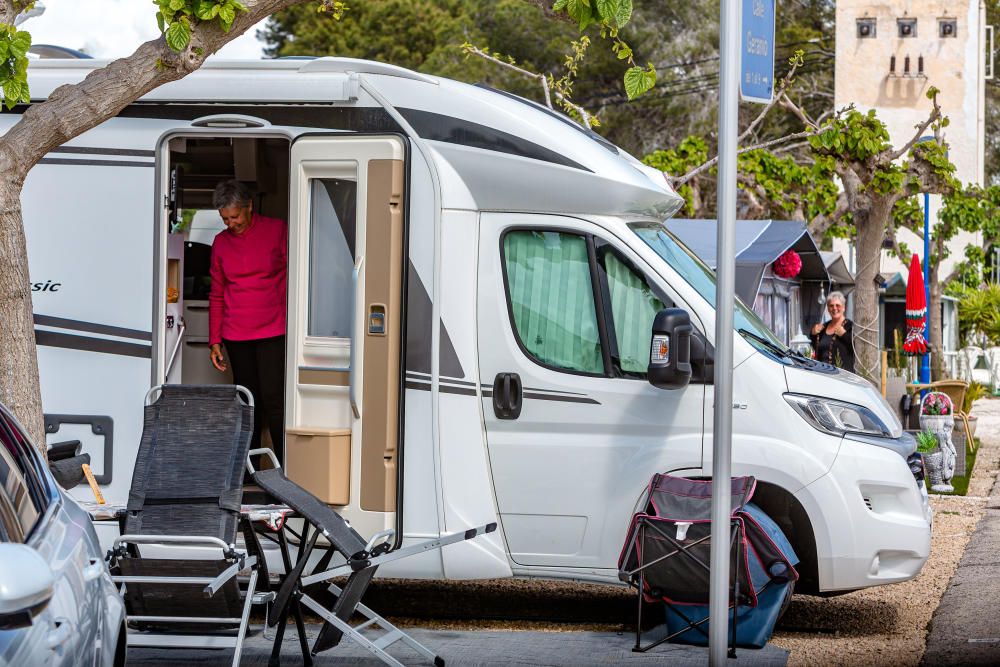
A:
204,555,257,597
114,533,232,551
247,448,281,474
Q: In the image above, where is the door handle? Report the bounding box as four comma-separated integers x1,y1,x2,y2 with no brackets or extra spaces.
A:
83,558,103,582
46,619,72,650
350,256,365,419
492,373,522,420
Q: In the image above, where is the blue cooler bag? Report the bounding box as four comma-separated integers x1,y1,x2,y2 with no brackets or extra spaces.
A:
663,503,798,648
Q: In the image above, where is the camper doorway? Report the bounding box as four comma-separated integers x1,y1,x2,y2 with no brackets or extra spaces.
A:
152,129,407,540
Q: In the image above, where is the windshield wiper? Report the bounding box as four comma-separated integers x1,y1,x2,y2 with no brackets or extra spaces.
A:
738,328,793,359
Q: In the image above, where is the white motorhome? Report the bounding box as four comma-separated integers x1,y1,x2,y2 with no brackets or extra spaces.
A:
8,57,931,595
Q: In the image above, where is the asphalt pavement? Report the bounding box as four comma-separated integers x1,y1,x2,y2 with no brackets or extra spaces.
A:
922,471,1000,665
127,624,789,666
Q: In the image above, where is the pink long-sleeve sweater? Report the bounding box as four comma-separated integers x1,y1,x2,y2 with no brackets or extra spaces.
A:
209,213,288,345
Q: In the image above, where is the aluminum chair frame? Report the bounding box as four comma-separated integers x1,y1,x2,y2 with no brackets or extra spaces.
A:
108,384,277,667
246,448,497,667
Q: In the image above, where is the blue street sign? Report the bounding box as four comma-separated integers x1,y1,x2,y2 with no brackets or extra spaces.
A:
741,0,776,104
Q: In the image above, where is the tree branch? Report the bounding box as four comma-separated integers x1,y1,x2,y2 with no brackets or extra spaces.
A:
674,129,813,186
0,0,312,178
463,43,591,127
889,95,942,161
780,92,820,131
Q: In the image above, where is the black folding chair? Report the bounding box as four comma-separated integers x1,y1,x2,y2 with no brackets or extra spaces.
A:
107,384,277,666
247,448,497,667
618,474,797,655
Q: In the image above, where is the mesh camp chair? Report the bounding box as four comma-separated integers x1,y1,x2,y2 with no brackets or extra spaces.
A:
246,448,497,667
107,384,277,666
618,474,797,654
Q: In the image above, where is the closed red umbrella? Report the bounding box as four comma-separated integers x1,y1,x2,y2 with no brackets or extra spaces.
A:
903,254,927,354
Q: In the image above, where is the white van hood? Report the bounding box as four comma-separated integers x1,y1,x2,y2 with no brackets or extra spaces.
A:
784,366,903,438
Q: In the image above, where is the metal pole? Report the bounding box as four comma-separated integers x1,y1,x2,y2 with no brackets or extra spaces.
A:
920,192,931,383
710,0,740,662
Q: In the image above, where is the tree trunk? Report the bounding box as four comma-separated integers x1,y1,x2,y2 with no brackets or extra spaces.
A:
0,153,45,452
852,210,886,384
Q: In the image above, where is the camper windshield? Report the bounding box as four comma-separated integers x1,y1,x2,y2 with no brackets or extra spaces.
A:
628,221,785,351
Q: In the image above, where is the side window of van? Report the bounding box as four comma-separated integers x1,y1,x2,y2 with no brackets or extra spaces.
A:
595,244,672,378
502,230,605,375
308,179,357,337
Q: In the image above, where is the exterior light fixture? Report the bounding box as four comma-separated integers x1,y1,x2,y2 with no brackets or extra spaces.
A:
898,18,917,38
857,18,877,39
939,19,957,38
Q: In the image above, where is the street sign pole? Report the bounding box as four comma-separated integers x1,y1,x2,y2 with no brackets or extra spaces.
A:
709,0,741,663
710,1,774,663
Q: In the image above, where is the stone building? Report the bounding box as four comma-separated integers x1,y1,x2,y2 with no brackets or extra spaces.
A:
833,0,988,280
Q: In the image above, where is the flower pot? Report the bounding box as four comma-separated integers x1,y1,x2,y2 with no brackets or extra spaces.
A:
919,414,952,434
968,414,978,438
923,449,944,488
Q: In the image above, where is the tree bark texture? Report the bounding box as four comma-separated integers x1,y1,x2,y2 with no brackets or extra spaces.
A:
0,0,310,455
852,206,889,384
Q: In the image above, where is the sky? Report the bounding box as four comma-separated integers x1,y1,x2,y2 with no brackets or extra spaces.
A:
21,0,268,59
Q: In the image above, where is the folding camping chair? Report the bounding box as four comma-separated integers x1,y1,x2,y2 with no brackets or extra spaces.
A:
107,384,278,666
246,448,497,667
618,474,797,655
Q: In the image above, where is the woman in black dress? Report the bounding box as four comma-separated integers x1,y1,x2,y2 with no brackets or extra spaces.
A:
810,291,855,372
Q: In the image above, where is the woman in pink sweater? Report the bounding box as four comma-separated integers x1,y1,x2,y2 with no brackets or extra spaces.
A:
209,180,288,462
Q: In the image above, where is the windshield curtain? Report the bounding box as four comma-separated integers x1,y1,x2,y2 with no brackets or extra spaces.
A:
629,221,784,347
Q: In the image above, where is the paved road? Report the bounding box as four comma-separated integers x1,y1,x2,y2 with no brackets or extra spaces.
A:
922,472,1000,666
127,625,788,665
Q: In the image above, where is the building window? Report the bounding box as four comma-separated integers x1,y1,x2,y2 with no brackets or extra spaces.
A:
898,18,917,38
939,19,957,38
857,18,876,39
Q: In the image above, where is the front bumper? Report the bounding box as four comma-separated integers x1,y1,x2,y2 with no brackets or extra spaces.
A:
798,435,932,592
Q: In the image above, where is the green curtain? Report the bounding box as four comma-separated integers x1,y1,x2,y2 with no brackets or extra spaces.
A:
605,253,664,374
503,231,603,373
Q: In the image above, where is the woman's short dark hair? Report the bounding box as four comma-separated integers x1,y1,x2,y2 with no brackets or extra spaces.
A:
213,179,255,210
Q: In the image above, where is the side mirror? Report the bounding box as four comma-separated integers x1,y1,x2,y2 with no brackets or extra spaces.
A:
0,543,55,630
647,308,693,390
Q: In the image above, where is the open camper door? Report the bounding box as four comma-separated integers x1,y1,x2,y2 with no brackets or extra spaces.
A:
285,134,407,535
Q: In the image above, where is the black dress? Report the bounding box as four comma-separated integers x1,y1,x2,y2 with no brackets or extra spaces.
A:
810,319,855,373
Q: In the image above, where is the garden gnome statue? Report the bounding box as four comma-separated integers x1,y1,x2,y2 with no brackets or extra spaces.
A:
920,392,956,493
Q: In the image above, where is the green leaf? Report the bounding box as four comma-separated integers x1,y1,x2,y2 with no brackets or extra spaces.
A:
193,0,217,20
169,0,186,11
594,0,617,22
624,64,656,100
552,0,569,11
219,4,237,30
616,44,632,60
566,0,594,31
10,31,31,60
165,19,191,51
614,0,633,26
156,10,166,33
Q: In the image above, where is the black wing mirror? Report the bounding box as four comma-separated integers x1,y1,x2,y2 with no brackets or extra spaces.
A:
647,308,693,390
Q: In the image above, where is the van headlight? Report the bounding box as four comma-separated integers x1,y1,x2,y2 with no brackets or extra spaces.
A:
783,393,891,437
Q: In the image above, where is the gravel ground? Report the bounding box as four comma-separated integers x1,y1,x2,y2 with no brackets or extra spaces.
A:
770,397,1000,666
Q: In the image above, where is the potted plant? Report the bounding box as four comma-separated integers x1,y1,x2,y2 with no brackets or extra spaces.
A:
916,430,943,490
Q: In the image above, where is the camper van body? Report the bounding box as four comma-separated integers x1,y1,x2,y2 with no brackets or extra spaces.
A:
8,57,930,594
